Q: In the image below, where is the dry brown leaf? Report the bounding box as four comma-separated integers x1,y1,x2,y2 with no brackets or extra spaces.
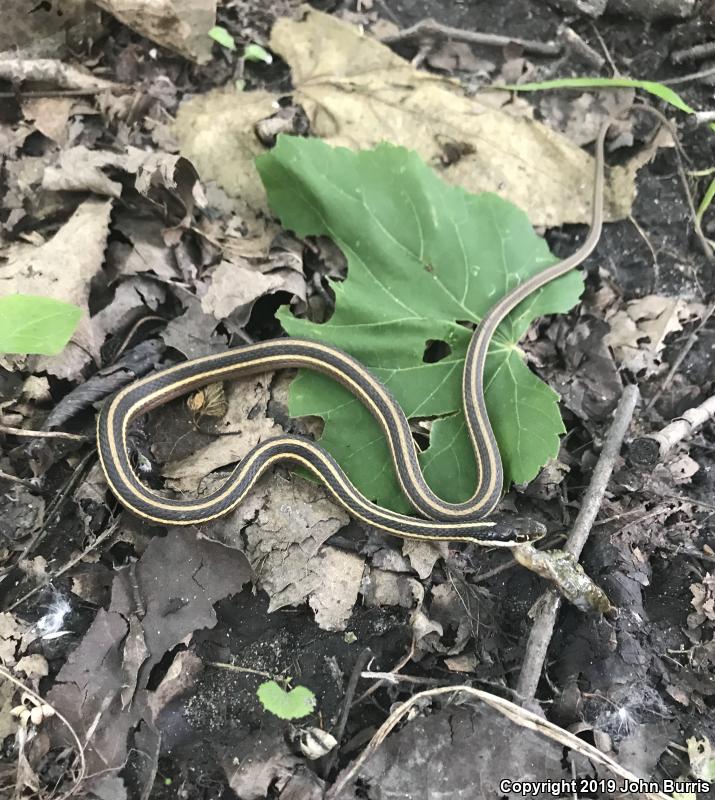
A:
21,97,75,145
363,569,420,608
402,539,447,580
162,374,281,490
199,258,306,324
242,477,354,621
94,0,216,64
0,198,112,379
308,548,364,631
147,650,203,720
175,8,636,228
605,295,704,376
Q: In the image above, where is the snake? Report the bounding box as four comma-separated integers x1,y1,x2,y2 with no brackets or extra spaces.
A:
97,122,610,545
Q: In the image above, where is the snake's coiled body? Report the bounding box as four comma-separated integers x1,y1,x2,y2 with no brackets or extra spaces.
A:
97,124,611,544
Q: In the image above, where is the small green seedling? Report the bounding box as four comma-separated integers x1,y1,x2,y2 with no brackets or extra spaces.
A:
243,43,273,64
0,295,82,356
257,680,316,720
208,25,236,50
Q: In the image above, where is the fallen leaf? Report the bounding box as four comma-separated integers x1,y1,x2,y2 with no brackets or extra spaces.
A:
308,548,364,631
241,477,354,620
94,0,216,63
605,295,703,376
21,97,75,144
444,653,478,672
161,297,228,358
175,9,636,228
261,136,584,509
162,374,282,490
0,612,29,666
0,2,100,58
0,198,113,379
147,650,203,720
199,257,306,325
402,539,448,580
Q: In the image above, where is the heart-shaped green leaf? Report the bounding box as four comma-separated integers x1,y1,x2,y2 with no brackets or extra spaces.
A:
257,680,316,720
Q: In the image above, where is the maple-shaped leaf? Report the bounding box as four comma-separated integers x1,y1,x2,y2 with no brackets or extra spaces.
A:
256,137,583,512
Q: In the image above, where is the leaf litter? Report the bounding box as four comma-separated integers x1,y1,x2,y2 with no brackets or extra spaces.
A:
0,1,713,798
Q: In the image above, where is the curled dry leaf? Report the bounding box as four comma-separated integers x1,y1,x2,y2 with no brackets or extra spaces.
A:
199,257,306,326
605,295,704,376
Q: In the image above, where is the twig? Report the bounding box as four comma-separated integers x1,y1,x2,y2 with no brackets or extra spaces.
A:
633,103,714,262
516,384,640,702
671,41,715,64
0,58,122,92
558,26,605,70
0,470,38,491
0,665,86,799
0,424,90,442
351,639,415,707
8,521,119,611
322,648,373,783
359,671,443,686
661,65,715,86
327,685,670,800
633,393,715,466
379,17,561,57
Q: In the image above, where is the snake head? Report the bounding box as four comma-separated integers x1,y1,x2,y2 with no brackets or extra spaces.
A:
487,513,547,543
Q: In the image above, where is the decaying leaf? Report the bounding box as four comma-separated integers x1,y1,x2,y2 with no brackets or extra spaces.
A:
175,8,636,229
162,374,282,491
0,198,112,379
199,257,306,326
94,0,217,64
605,295,704,376
48,528,251,786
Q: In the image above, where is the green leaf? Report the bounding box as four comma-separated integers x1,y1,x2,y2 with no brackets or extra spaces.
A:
257,138,583,512
257,680,316,720
502,76,696,115
0,295,82,355
696,176,715,227
244,43,273,64
208,25,236,50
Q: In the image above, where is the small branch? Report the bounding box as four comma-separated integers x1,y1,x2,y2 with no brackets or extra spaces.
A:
322,648,373,782
0,425,91,442
0,470,38,491
671,41,715,64
379,17,561,57
360,671,443,686
661,65,715,86
558,25,605,69
0,58,122,92
516,384,640,702
631,393,715,466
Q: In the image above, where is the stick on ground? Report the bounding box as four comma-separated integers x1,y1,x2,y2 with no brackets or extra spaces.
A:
516,383,640,702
